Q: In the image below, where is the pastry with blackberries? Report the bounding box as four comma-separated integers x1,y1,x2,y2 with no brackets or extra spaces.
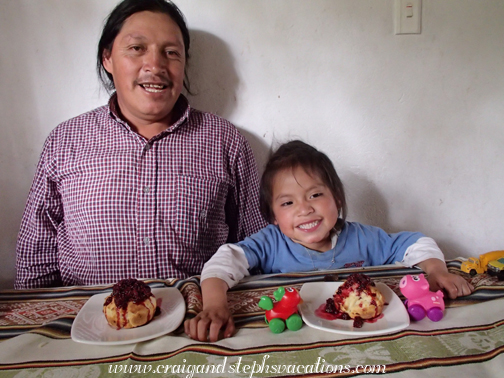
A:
325,273,385,327
103,278,157,329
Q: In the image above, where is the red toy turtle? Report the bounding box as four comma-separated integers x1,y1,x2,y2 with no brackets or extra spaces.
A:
258,286,303,333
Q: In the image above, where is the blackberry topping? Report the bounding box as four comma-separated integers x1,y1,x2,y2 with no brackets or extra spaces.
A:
341,273,375,292
325,298,337,314
353,317,364,328
104,278,152,309
341,313,351,320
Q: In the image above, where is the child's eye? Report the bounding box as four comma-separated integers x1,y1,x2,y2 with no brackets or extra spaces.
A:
310,193,323,199
281,201,293,207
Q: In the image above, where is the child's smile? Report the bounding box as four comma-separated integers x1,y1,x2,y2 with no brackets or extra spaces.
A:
271,166,339,252
297,220,321,230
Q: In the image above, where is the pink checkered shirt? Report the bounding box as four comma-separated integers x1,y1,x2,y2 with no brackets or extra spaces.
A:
15,94,266,289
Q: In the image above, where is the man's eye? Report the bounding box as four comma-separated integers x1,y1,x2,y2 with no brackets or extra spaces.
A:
166,50,181,57
130,45,143,52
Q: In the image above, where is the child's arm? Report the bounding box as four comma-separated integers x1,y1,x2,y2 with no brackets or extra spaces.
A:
184,243,251,341
184,277,234,342
416,258,474,299
399,237,474,298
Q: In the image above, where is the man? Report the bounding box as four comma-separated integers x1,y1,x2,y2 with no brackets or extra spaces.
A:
15,0,266,289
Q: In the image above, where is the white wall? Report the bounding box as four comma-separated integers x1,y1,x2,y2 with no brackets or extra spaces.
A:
0,0,503,289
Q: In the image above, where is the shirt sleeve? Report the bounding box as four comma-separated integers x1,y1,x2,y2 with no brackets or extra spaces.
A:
15,134,63,289
227,137,267,243
200,243,250,288
400,236,445,267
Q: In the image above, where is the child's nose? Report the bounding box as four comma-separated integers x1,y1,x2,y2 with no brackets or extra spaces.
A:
298,201,314,215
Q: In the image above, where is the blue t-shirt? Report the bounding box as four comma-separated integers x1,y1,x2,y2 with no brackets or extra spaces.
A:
238,222,424,273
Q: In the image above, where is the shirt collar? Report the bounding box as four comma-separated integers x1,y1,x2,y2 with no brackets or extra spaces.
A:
108,92,191,134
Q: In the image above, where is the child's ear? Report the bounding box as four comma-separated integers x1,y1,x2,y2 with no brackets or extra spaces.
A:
273,218,278,225
336,199,343,215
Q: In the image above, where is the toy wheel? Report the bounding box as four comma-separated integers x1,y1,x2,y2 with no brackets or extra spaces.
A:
427,307,443,322
469,269,477,276
268,318,285,334
286,314,303,331
498,271,504,281
408,304,426,321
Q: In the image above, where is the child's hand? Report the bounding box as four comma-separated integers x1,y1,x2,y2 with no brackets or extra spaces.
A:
184,277,235,342
427,270,474,299
184,304,234,342
417,258,474,299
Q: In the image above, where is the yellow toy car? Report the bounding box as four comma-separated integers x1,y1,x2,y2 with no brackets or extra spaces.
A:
461,250,504,276
487,258,504,281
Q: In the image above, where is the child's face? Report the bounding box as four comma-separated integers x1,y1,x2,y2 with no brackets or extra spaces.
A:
271,166,339,252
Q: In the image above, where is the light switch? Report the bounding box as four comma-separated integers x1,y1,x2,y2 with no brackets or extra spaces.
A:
395,0,422,34
406,4,413,17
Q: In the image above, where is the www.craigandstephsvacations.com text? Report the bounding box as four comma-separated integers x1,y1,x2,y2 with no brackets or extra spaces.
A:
108,356,386,377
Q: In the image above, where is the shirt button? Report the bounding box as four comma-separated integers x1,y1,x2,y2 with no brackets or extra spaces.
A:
143,186,150,193
144,144,151,152
143,237,150,245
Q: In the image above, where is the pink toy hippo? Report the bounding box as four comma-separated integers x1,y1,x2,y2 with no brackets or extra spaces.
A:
399,274,445,322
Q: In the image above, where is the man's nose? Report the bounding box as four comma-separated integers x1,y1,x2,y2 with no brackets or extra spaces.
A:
143,50,167,74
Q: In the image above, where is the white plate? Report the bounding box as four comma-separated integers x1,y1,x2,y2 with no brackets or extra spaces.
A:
71,287,185,345
299,282,409,336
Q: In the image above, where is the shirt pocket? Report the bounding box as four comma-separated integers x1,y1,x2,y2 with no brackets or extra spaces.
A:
174,175,230,252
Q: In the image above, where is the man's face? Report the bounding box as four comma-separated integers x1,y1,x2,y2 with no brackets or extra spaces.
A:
271,166,339,252
103,11,186,127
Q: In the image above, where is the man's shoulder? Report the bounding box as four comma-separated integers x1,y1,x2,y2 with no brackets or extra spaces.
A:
188,108,242,135
58,104,110,127
185,108,254,157
48,104,112,139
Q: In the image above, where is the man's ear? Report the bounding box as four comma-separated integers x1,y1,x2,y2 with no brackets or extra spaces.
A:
102,50,113,74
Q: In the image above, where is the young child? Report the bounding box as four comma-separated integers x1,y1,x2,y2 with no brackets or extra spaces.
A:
185,140,474,341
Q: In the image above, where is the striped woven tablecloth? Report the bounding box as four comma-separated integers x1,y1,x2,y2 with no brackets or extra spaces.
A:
1,260,503,377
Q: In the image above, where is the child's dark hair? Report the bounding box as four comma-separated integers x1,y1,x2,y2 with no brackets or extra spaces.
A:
260,140,347,231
